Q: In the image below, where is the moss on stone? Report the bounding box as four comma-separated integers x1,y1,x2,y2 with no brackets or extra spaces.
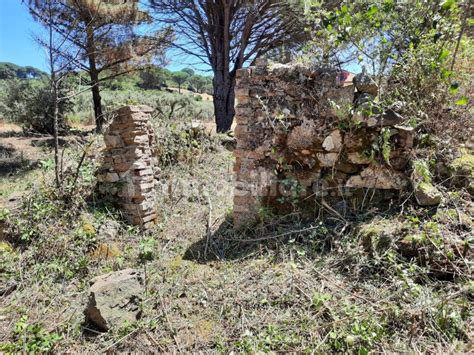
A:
402,233,427,245
358,218,406,254
415,181,442,206
450,154,474,193
451,154,474,174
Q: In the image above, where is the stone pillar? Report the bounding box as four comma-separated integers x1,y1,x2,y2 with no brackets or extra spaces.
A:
233,64,260,227
97,105,158,229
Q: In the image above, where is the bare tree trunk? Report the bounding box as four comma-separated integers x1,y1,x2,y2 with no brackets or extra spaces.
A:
48,2,60,189
213,70,235,133
90,69,104,132
52,82,61,189
213,4,235,134
86,25,104,132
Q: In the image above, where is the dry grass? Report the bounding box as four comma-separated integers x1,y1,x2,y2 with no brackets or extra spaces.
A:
0,128,472,353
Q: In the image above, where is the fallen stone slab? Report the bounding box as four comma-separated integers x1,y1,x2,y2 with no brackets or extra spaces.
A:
85,268,143,332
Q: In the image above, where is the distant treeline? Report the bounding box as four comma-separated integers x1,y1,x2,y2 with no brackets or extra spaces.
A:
0,62,213,132
0,62,213,95
103,66,213,94
0,62,47,80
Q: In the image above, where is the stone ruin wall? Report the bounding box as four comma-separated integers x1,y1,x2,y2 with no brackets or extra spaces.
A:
233,59,415,226
97,105,159,229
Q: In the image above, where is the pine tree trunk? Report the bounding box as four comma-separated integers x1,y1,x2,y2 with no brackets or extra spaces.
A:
211,3,236,133
86,26,104,133
90,70,103,132
213,68,236,133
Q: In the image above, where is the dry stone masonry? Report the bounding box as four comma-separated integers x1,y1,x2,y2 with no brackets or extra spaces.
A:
97,105,158,229
233,59,415,226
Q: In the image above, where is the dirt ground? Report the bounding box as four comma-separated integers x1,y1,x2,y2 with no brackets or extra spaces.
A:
0,121,91,208
1,118,472,353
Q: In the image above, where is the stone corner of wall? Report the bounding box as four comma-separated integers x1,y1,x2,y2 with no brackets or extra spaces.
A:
232,61,415,228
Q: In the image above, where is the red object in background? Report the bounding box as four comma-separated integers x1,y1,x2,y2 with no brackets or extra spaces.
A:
337,70,355,86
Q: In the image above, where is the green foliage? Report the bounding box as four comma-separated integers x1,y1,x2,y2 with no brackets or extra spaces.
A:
139,236,157,262
187,74,208,93
0,62,213,128
157,92,212,120
0,77,73,133
0,62,46,80
139,66,171,89
413,159,433,184
305,0,471,127
171,71,191,91
70,89,213,124
363,127,394,165
0,316,61,353
101,72,141,91
154,120,216,167
276,178,303,207
181,67,195,76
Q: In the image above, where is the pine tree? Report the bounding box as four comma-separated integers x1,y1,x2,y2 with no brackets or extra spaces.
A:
28,0,172,132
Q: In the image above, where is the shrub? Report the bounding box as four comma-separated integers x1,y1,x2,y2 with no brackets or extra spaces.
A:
0,78,73,133
304,0,472,143
154,120,216,166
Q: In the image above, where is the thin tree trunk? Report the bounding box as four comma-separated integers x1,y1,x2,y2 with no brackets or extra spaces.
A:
90,70,103,132
86,25,104,132
52,82,61,188
48,2,60,188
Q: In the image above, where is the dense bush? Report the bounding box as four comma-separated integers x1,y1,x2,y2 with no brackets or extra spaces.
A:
0,78,73,133
139,67,171,89
304,0,472,138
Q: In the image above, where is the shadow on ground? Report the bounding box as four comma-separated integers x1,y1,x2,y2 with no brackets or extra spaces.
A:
0,131,24,139
0,126,94,139
182,199,422,266
183,213,350,264
30,137,69,148
0,143,39,177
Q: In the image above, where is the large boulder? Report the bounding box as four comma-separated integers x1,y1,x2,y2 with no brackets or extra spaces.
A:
85,268,143,331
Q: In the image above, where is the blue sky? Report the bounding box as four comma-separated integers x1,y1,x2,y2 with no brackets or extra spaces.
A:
0,0,47,69
0,0,203,73
0,0,356,75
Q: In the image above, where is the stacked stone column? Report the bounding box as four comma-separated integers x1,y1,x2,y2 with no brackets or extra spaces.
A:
97,105,158,229
234,61,261,226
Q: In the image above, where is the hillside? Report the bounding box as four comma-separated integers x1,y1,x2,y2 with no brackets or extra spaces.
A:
0,62,46,80
1,95,473,352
